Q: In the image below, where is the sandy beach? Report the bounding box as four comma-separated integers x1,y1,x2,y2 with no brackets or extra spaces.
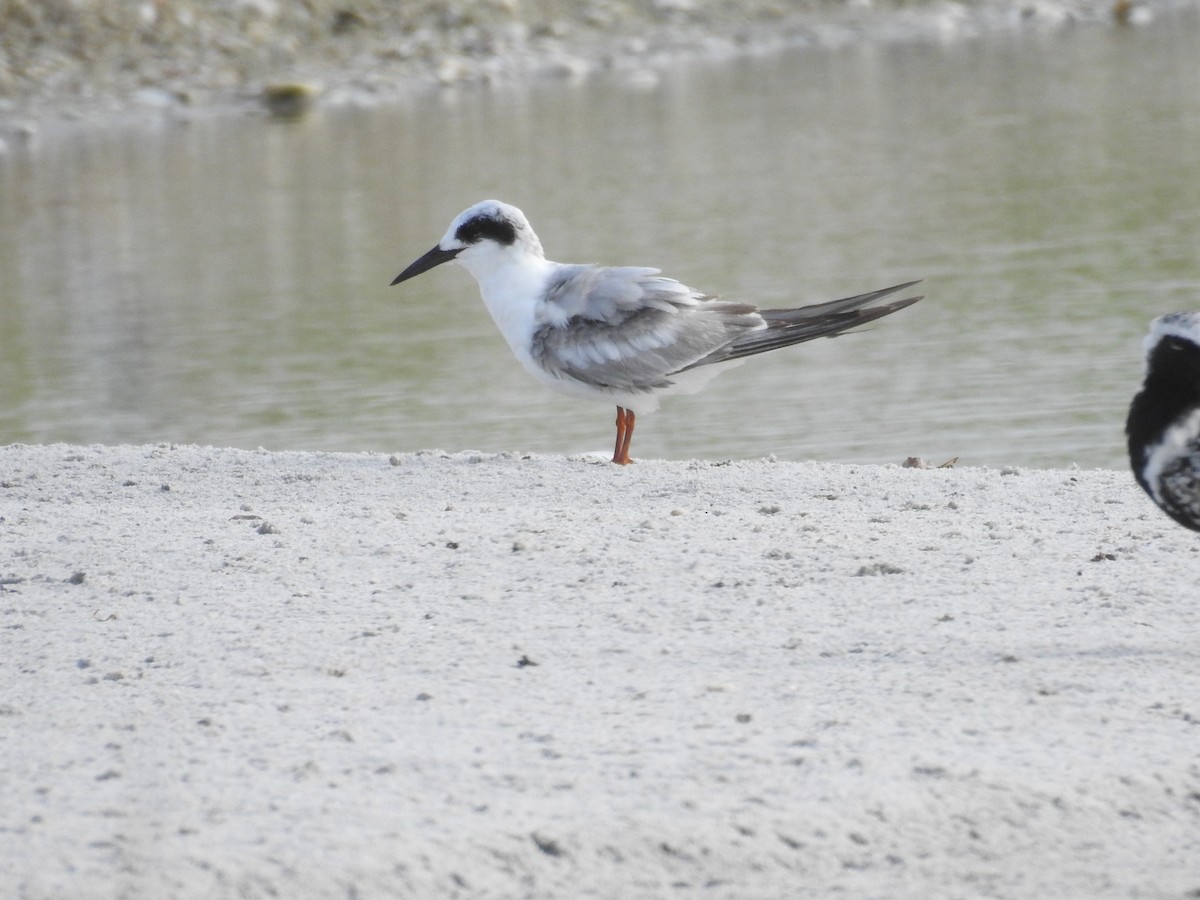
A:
3,442,1198,898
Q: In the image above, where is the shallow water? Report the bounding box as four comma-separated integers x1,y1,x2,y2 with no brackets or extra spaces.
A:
3,12,1199,468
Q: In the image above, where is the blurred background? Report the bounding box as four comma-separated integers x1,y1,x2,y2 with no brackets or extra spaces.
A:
2,4,1199,468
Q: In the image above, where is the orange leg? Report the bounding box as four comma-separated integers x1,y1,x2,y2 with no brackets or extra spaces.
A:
612,407,628,464
612,407,636,465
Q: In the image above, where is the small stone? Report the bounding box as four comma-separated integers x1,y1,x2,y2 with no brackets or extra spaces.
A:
854,562,903,576
262,83,319,118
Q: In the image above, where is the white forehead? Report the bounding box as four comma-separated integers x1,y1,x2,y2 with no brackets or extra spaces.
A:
1145,311,1200,359
448,199,525,228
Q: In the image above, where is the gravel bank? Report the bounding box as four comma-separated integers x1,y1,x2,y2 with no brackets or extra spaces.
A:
0,0,1181,123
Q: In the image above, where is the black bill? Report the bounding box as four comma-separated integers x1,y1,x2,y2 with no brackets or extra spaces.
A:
390,244,461,286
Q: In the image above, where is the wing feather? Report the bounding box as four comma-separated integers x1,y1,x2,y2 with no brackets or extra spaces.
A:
533,265,762,392
682,283,923,370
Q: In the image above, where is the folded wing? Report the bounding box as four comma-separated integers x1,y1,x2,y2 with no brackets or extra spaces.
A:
533,266,764,393
533,267,922,393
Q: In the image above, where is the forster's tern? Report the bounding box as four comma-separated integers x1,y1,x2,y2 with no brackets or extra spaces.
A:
1126,311,1200,531
391,199,922,464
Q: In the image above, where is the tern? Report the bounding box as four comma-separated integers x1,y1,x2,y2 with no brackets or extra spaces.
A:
391,200,922,464
1126,311,1200,531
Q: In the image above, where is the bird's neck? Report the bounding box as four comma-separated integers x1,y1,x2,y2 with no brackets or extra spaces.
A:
469,256,556,360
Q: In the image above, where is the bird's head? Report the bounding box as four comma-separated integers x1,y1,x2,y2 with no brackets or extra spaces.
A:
1142,311,1200,372
390,200,544,287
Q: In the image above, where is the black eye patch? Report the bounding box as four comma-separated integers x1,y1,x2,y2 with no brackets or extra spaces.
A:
454,215,518,247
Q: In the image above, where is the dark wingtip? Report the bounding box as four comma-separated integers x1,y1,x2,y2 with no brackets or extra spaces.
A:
758,281,925,324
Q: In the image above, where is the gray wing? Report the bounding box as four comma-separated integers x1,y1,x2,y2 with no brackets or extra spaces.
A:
532,265,764,393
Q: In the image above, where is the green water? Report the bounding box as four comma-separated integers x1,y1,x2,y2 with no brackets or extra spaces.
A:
2,11,1199,467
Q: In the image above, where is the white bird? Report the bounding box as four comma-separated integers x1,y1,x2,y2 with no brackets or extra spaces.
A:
1126,311,1200,531
391,199,922,464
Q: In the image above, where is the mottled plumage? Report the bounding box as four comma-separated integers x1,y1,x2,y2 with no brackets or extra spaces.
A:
1126,311,1200,531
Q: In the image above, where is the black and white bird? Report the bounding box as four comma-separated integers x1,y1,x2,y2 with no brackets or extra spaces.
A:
1126,311,1200,531
391,200,922,464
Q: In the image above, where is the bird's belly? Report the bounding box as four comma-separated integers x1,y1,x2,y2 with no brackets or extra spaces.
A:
519,353,747,416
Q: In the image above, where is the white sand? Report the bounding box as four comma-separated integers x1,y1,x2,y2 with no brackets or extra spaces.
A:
2,443,1199,899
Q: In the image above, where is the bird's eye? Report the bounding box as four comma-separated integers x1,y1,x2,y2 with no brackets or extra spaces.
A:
457,221,482,244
